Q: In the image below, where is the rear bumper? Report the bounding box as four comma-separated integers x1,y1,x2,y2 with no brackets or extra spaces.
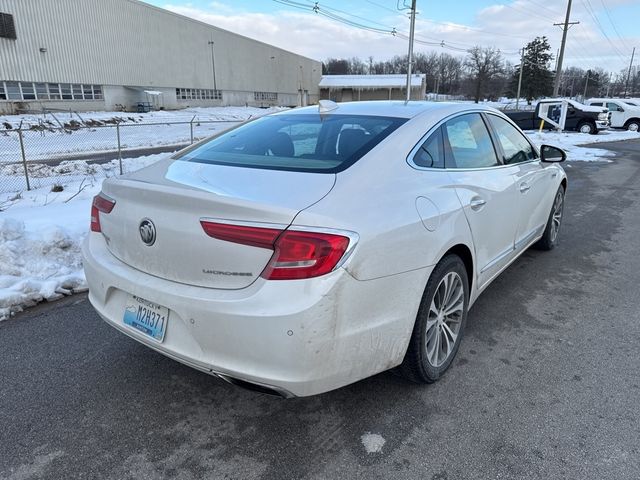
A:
595,120,609,130
82,234,429,396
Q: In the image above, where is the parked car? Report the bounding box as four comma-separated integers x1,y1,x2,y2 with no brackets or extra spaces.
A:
585,98,640,131
503,99,609,134
83,101,567,397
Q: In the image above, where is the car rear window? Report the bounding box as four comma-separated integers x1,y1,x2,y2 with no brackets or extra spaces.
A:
174,113,407,173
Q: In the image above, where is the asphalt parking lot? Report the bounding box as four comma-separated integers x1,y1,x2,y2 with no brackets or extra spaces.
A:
2,139,640,480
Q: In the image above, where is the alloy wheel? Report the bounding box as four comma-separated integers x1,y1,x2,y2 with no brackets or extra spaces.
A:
550,189,564,243
426,272,464,367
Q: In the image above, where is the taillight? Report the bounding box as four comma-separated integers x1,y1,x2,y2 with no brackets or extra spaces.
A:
91,193,115,232
266,230,350,280
200,220,354,280
200,221,281,249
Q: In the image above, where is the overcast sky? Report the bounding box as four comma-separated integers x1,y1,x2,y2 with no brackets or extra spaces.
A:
143,0,638,74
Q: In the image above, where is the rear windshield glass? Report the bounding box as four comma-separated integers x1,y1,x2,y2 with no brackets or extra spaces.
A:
174,113,407,173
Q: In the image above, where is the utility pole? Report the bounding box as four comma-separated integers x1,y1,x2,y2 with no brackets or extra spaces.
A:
405,0,417,102
516,48,525,110
624,47,636,97
553,0,579,97
207,40,217,92
583,70,590,99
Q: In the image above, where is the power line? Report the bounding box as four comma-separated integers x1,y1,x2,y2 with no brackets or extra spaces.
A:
581,0,628,60
273,0,520,55
526,0,559,17
364,0,532,41
599,0,631,50
496,2,554,22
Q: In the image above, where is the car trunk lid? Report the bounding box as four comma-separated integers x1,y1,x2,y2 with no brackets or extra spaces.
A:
99,159,335,289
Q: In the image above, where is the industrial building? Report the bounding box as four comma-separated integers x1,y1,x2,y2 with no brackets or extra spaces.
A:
0,0,322,114
319,74,427,102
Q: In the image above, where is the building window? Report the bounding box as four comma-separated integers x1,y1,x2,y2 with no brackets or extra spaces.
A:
82,84,93,100
0,13,16,40
48,83,61,100
72,84,83,100
5,81,20,99
60,83,72,100
34,82,48,100
21,82,35,100
254,91,277,102
176,87,221,101
0,81,103,101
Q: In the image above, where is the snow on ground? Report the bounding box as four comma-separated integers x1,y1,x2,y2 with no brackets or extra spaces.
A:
0,153,167,320
361,433,386,453
0,106,283,130
0,106,282,164
0,126,637,320
525,129,639,162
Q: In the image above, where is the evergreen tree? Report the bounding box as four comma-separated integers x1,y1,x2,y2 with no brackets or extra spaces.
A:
510,37,554,101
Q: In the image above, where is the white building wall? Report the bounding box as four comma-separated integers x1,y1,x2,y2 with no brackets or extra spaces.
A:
0,0,321,111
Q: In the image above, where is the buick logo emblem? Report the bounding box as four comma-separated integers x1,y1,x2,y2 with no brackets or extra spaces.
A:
139,218,156,246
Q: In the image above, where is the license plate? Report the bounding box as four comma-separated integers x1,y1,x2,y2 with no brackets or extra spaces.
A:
122,295,169,342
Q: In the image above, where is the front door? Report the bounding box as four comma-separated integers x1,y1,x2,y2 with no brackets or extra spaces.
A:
442,113,520,289
485,113,553,250
607,102,626,128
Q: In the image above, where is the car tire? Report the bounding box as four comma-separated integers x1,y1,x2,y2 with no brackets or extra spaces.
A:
534,185,565,251
399,254,469,384
625,119,640,132
577,121,596,134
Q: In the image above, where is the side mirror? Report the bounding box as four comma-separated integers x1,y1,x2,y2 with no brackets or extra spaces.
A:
540,145,566,163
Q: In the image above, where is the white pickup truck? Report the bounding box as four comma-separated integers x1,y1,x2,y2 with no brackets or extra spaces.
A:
585,98,640,132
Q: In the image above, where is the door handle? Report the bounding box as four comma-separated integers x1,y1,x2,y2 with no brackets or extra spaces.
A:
470,198,486,210
519,183,530,193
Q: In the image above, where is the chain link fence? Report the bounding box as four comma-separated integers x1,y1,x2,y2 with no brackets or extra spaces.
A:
0,119,242,195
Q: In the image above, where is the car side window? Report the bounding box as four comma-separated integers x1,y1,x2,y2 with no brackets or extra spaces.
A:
443,113,499,169
413,127,445,168
607,102,623,112
487,115,537,165
591,102,603,107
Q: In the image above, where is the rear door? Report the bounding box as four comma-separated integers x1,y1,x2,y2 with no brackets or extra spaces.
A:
443,113,520,288
485,113,553,250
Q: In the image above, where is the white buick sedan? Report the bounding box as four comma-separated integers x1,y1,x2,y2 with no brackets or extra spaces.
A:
83,101,567,397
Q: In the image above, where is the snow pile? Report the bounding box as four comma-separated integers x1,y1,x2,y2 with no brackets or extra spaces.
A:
361,433,386,453
0,153,167,320
0,216,86,320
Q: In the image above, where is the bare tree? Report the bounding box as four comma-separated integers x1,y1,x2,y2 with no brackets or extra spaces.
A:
437,54,463,94
464,46,504,103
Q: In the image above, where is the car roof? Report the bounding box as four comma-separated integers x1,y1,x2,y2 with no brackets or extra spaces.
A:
276,101,499,120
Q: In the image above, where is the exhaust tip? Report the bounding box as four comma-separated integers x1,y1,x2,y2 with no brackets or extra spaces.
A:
216,373,293,398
